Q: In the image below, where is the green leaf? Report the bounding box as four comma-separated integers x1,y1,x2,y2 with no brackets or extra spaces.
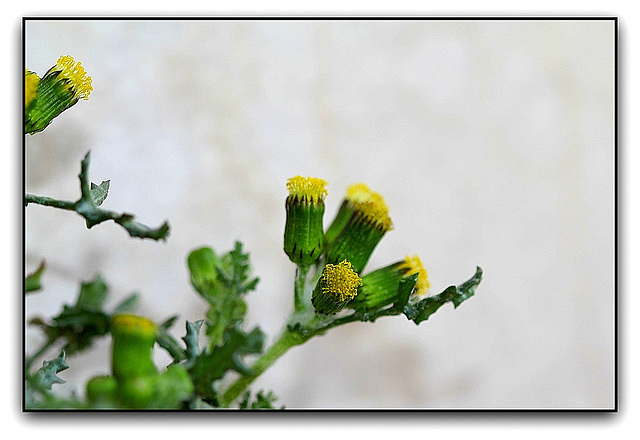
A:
25,351,72,409
188,324,265,402
112,293,139,314
404,266,482,325
156,316,187,365
30,351,69,391
392,273,419,311
238,390,282,410
183,320,204,368
187,242,259,349
75,275,108,311
28,275,111,359
25,260,46,293
90,180,110,206
152,364,194,409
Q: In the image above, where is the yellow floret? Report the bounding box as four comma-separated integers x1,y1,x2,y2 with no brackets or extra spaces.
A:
321,260,362,301
25,70,39,108
355,192,393,232
55,55,93,99
400,254,430,296
111,314,157,337
346,183,374,204
287,176,328,203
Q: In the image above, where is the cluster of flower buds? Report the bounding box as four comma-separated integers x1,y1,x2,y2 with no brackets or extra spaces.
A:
25,55,93,135
86,314,192,409
284,178,430,315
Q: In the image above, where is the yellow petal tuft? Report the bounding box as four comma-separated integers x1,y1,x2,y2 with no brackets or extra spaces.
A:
287,176,328,203
55,55,93,99
111,314,157,337
346,183,374,204
355,193,393,232
321,260,362,301
25,70,39,108
400,254,430,296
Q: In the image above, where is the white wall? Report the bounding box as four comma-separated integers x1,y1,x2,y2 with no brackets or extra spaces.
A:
25,19,615,409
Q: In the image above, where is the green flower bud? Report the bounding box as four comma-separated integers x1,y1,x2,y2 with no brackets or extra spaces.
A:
325,183,376,246
110,314,158,382
312,260,362,315
284,176,327,268
117,376,158,409
25,55,92,135
351,254,430,311
324,186,393,274
86,375,117,404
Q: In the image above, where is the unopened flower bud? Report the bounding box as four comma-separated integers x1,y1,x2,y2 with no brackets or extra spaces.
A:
325,185,393,274
25,55,92,134
352,254,430,311
110,314,158,381
284,176,327,268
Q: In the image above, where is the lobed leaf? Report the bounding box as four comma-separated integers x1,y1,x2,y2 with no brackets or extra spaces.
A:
404,266,483,325
187,242,259,349
25,260,46,293
188,324,265,402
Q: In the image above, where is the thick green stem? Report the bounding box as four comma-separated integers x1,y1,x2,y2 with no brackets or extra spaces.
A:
220,329,307,408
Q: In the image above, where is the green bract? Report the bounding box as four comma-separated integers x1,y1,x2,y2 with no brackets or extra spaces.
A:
283,176,328,268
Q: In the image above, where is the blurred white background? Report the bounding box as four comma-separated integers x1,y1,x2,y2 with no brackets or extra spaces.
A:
24,19,614,409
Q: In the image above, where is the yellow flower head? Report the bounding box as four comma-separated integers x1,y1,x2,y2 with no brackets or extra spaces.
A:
111,314,157,340
25,70,39,108
320,260,362,302
399,254,430,296
53,55,93,100
346,183,374,204
354,193,393,232
287,176,328,204
343,183,393,232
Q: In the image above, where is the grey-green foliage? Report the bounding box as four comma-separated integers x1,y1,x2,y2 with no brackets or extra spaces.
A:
238,390,282,410
25,152,170,241
25,260,46,293
27,275,138,369
187,242,260,349
25,351,84,409
180,243,266,405
404,267,483,324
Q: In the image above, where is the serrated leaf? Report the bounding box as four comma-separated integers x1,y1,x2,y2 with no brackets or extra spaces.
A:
404,266,482,325
112,293,139,314
75,276,108,311
238,390,282,410
25,260,46,293
90,180,110,206
29,351,69,392
187,242,259,349
393,273,419,311
29,276,112,359
26,152,170,241
183,320,204,367
188,324,265,401
156,315,187,365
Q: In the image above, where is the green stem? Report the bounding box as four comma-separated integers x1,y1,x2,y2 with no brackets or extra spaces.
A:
25,193,76,210
294,266,309,312
25,336,56,373
220,329,307,408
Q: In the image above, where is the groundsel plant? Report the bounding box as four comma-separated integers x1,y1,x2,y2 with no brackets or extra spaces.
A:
24,56,483,410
